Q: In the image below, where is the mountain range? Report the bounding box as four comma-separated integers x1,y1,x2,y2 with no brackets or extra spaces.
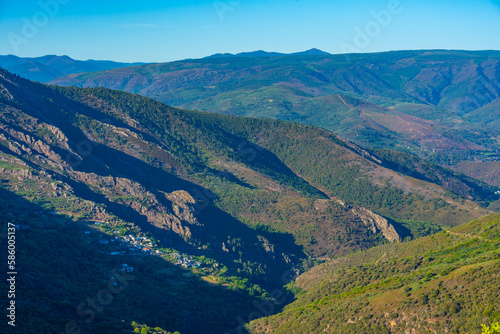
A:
0,48,499,333
206,48,332,58
0,55,146,83
0,49,331,84
48,50,500,175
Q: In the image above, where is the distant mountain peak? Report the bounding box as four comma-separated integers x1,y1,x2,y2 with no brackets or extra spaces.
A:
205,49,331,59
294,48,331,56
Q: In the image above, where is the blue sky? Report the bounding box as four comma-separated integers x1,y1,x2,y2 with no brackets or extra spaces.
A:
0,0,499,62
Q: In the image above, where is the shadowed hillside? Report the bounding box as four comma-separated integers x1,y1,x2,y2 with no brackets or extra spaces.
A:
0,66,497,333
50,50,500,163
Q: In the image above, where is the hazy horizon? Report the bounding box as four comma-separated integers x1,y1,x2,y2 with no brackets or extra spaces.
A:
4,47,500,64
1,0,499,63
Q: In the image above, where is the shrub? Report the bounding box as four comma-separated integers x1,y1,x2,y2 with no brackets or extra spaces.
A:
482,322,500,334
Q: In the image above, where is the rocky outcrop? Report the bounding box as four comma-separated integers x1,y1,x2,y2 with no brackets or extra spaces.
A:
0,83,14,101
44,124,71,150
164,190,198,225
139,207,192,239
0,101,199,242
314,198,401,243
68,171,199,239
350,207,401,242
0,123,73,167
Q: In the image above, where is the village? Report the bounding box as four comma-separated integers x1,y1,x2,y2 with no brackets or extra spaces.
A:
85,221,204,270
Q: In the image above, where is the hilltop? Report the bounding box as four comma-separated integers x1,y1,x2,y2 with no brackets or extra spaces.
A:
205,48,332,58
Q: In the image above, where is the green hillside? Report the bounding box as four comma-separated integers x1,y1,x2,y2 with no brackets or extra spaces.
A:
50,50,500,164
55,84,496,220
248,213,500,334
0,66,497,333
464,98,500,129
451,161,500,188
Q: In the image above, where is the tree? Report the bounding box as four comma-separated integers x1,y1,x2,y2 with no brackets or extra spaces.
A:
482,322,500,334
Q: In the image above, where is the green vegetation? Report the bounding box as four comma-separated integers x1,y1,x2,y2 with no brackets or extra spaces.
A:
0,188,260,334
131,322,181,334
1,65,493,283
1,64,498,334
51,50,500,166
482,322,500,334
248,213,500,334
53,84,494,227
0,160,26,170
451,161,500,188
372,149,499,204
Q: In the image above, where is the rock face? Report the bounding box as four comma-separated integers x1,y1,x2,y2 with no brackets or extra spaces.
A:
351,207,401,242
67,172,200,239
315,198,401,243
164,190,198,225
0,90,200,242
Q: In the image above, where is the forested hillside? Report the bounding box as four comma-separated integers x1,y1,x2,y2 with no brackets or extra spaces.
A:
50,50,500,165
0,67,497,333
248,213,500,334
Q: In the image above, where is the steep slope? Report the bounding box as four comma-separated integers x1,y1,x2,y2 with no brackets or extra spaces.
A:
0,186,256,334
0,68,302,292
0,55,146,83
0,66,497,333
449,161,500,212
248,213,500,334
464,97,500,129
371,149,499,205
50,83,495,227
451,161,500,188
1,67,495,262
49,50,500,159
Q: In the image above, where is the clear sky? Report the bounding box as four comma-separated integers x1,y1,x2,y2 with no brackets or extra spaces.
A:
0,0,499,63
